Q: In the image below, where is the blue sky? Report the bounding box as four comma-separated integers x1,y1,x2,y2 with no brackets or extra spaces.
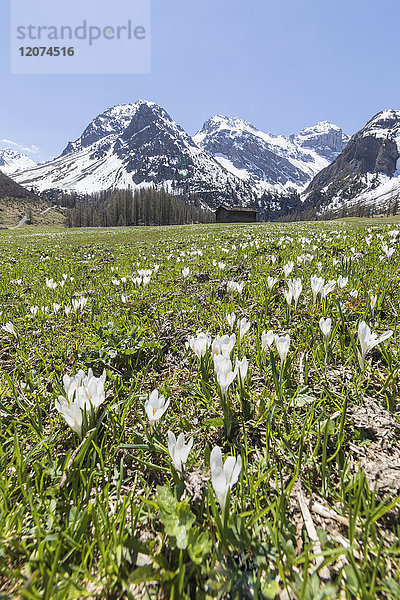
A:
1,0,399,162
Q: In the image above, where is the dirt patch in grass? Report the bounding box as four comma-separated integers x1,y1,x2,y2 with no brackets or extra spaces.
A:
348,399,400,520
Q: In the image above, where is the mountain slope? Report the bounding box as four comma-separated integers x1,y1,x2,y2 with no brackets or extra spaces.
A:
194,116,348,195
0,149,37,175
14,101,254,209
0,170,37,200
303,110,400,214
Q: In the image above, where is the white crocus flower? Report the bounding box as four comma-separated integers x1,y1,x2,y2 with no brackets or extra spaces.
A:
283,288,293,306
275,334,291,363
72,297,88,312
212,334,236,357
227,281,244,294
53,303,61,314
55,368,107,437
319,317,332,343
370,294,377,310
30,306,39,316
2,322,16,336
63,368,106,411
62,369,87,397
215,356,236,396
54,396,83,437
187,332,211,360
311,275,324,304
144,389,170,426
74,374,106,411
226,313,236,328
283,262,294,278
168,431,193,473
267,276,278,290
210,446,242,511
45,278,57,290
261,330,276,350
382,244,395,259
321,281,336,299
357,321,393,368
235,356,249,381
337,276,348,289
290,278,302,309
138,269,152,278
213,353,228,373
238,317,251,340
182,267,190,278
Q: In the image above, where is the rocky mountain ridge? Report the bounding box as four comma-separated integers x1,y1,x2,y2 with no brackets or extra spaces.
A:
302,109,400,215
12,101,348,212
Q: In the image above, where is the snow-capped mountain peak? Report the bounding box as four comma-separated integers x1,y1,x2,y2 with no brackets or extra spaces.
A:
360,109,400,140
299,120,342,135
194,114,287,147
13,100,254,207
60,101,153,156
194,114,348,195
294,121,349,160
0,149,37,175
196,114,256,134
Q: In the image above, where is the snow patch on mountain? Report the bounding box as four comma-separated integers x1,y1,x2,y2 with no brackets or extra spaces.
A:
318,173,400,215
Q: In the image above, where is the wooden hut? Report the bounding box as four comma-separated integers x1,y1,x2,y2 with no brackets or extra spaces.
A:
215,204,258,223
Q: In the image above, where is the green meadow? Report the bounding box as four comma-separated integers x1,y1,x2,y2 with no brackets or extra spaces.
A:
0,221,399,599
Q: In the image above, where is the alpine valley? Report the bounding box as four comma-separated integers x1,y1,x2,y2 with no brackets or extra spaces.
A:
3,101,400,218
8,100,347,214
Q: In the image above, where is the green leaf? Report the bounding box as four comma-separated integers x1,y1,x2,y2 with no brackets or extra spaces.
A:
156,485,177,514
344,565,359,596
291,385,317,407
157,485,195,550
261,578,280,599
202,417,224,429
187,527,212,565
130,565,159,584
